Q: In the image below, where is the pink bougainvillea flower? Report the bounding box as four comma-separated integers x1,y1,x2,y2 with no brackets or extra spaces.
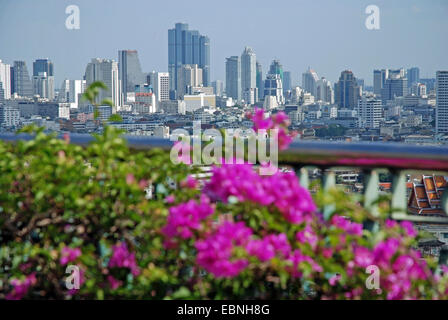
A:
60,246,82,265
195,221,252,278
108,242,140,277
6,273,37,300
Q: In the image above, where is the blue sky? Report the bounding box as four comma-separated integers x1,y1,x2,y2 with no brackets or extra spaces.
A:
0,0,447,87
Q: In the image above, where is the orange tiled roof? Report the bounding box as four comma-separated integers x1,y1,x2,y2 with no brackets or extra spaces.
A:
407,175,447,216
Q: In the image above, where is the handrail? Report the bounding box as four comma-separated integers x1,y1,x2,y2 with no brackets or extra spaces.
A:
1,132,448,225
1,132,448,171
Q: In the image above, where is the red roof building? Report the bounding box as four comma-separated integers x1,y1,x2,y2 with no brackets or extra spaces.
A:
408,175,448,216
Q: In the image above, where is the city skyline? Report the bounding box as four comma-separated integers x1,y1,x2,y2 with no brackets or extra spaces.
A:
1,0,447,86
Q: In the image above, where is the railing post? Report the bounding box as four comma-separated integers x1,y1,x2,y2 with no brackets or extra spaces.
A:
391,170,407,214
322,169,335,191
298,166,309,189
363,169,379,217
441,188,448,215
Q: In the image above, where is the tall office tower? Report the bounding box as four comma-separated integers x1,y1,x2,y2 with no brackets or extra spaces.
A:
225,56,241,101
302,67,319,96
269,60,283,82
283,71,292,93
118,50,145,104
411,82,427,97
373,69,389,96
212,80,224,96
241,47,257,103
381,73,408,103
168,23,210,95
176,64,203,98
264,73,284,107
334,70,362,109
357,94,383,129
58,79,86,108
436,71,448,134
407,67,420,88
32,72,55,100
84,58,120,112
316,77,334,104
12,61,33,97
0,60,11,101
256,61,264,101
33,59,54,77
389,68,406,79
147,71,170,103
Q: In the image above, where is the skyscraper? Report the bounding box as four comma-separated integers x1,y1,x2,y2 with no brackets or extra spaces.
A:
302,68,319,96
269,60,283,82
12,61,33,97
225,56,241,102
407,67,420,88
212,80,224,97
357,94,383,128
147,71,170,103
33,59,54,77
381,74,408,103
283,71,292,93
118,50,145,104
436,71,448,134
264,74,284,107
168,23,210,95
316,77,334,104
256,61,263,101
84,58,120,112
373,69,388,96
0,60,11,101
176,64,203,99
334,70,362,109
58,79,86,108
32,72,55,100
241,47,257,104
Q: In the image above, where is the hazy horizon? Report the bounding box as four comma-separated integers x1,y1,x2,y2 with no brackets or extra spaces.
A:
1,0,447,88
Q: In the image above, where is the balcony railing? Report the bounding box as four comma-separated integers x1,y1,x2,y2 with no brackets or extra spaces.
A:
2,132,448,225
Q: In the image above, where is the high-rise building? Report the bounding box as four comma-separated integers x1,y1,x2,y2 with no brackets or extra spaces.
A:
436,71,448,134
212,80,224,96
241,47,257,103
0,60,11,101
302,67,319,96
256,61,263,101
33,72,55,100
33,59,54,77
407,67,420,88
0,105,20,127
316,77,334,104
147,71,170,104
12,61,33,97
283,71,292,93
334,70,362,109
269,60,283,82
168,23,210,95
118,50,146,105
58,79,86,108
176,64,203,99
357,94,382,128
381,74,408,103
264,73,284,107
84,58,120,112
225,56,241,101
411,82,427,97
373,69,389,96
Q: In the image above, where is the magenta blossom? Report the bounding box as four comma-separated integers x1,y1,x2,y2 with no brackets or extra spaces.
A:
195,222,252,278
108,242,140,277
60,246,82,265
6,273,37,300
246,233,291,262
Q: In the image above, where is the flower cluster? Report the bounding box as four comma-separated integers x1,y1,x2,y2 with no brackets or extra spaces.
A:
162,195,214,248
59,246,82,265
6,273,37,300
108,242,140,277
195,222,252,278
246,233,291,262
204,163,316,224
246,107,297,150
